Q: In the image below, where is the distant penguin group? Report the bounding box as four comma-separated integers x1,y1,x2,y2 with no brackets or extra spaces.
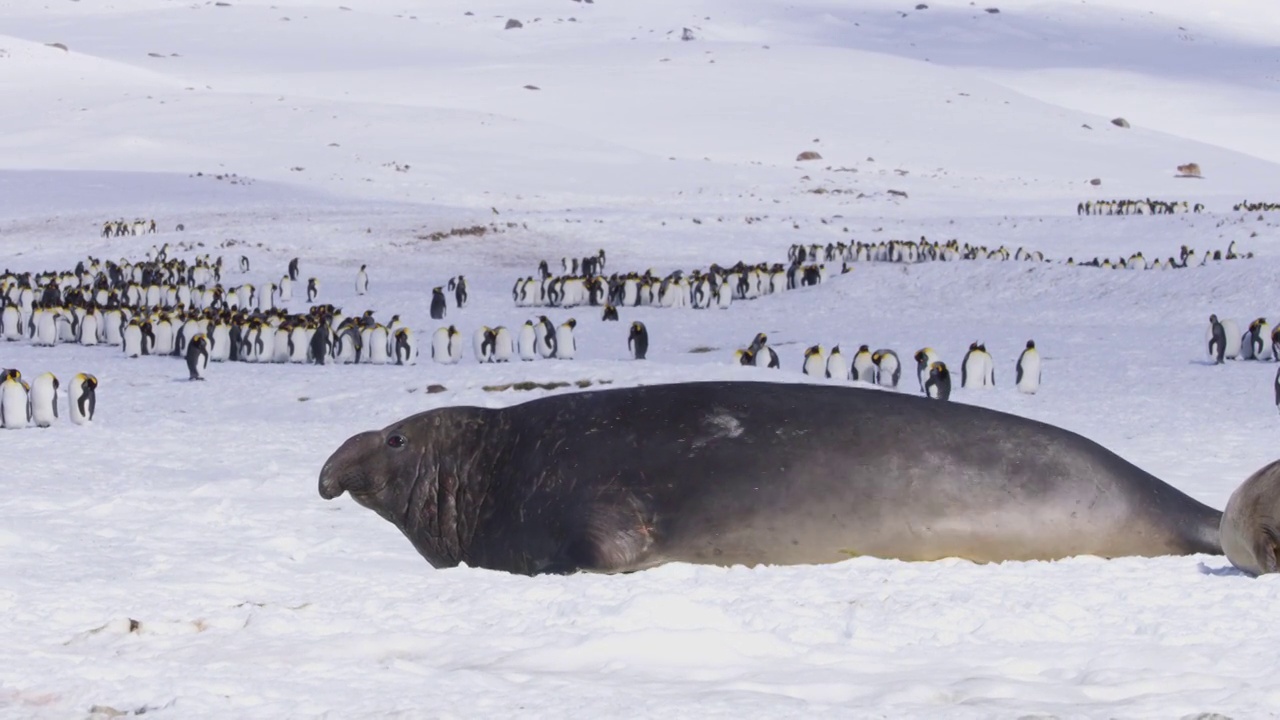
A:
0,369,97,429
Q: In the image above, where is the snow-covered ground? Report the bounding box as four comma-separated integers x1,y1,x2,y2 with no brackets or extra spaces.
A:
3,1,1280,717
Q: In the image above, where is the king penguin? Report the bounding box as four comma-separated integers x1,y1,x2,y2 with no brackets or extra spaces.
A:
826,345,848,380
288,257,300,282
474,326,495,363
962,342,990,388
355,265,369,296
914,348,940,392
1015,340,1041,394
555,319,577,360
430,287,447,320
536,316,558,359
628,322,648,360
925,362,951,401
872,349,901,388
393,327,417,366
307,278,319,303
186,334,209,381
431,326,454,364
851,345,876,383
0,369,31,429
30,372,59,428
802,345,825,376
1208,314,1227,365
602,304,619,322
517,321,538,361
69,373,97,425
492,326,515,362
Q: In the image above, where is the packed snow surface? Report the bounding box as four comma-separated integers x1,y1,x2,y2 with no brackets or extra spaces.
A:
3,0,1280,717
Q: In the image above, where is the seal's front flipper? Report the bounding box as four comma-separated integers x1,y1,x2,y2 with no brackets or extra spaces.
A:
546,491,657,574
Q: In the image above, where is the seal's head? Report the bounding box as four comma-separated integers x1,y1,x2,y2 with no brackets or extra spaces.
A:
318,422,415,521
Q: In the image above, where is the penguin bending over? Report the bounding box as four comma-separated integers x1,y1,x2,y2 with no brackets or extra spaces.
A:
602,304,619,322
914,348,940,393
925,362,952,401
1015,340,1041,394
872,349,901,388
69,373,97,425
186,334,210,381
628,322,648,360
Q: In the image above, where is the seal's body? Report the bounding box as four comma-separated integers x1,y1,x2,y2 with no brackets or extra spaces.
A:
316,381,1260,575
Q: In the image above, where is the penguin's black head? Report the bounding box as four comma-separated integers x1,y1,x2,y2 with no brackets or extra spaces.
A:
1026,340,1035,349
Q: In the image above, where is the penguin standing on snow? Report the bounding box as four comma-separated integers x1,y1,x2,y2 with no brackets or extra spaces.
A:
925,362,951,401
310,318,333,365
1208,314,1227,365
431,327,454,364
962,342,991,388
393,328,417,365
30,372,59,428
186,334,209,381
307,278,319,303
872,349,901,388
449,276,468,308
747,333,780,369
288,257,300,282
355,265,369,296
518,321,538,361
240,256,250,273
555,319,577,360
826,345,847,380
914,348,940,393
430,287,447,320
802,345,825,376
602,304,619,322
851,345,876,383
69,373,97,425
0,369,31,429
1015,340,1041,394
474,326,495,363
1247,318,1272,361
1275,365,1280,413
628,322,649,360
492,326,515,362
537,316,558,359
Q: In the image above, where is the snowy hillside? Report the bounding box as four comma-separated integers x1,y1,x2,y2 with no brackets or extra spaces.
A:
3,1,1280,718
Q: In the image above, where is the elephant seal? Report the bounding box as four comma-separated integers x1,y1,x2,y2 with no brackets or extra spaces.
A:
318,381,1270,575
1221,460,1280,575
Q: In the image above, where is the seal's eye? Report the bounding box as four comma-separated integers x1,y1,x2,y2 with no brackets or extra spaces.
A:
387,434,407,449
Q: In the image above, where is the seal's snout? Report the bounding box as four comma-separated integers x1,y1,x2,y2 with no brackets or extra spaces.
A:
318,431,379,500
318,458,348,500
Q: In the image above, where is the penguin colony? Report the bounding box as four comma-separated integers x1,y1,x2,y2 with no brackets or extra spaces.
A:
1232,200,1280,212
1076,199,1202,215
513,249,827,311
101,218,159,237
738,333,1040,399
803,238,1248,272
0,247,434,389
0,369,97,429
442,316,581,364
